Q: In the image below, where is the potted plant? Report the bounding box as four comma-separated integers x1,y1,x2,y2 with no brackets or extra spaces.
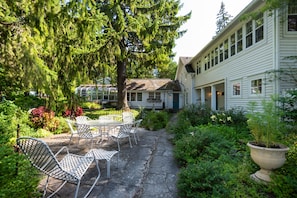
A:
246,97,289,182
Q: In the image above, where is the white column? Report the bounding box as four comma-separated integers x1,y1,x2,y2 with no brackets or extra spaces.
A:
211,85,216,111
201,88,205,105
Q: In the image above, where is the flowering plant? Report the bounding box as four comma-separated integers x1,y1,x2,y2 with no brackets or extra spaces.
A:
63,106,83,118
210,112,232,125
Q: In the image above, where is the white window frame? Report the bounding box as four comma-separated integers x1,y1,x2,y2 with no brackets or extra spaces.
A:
232,82,241,97
250,79,263,95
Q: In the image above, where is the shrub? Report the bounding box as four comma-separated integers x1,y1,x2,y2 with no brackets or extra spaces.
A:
178,161,229,198
0,100,40,197
29,106,61,132
142,110,169,130
174,125,235,167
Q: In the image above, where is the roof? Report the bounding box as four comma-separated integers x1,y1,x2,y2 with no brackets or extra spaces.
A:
179,57,192,65
126,79,181,91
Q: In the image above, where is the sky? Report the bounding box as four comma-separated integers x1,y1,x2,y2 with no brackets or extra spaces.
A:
173,0,253,62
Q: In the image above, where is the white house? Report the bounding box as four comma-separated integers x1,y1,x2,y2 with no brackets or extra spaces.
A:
76,79,182,111
126,78,182,111
175,0,297,111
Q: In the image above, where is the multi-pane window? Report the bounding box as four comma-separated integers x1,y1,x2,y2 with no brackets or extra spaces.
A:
207,54,210,69
215,47,218,65
232,83,241,96
131,92,136,101
196,61,201,74
148,92,161,100
246,21,253,48
255,14,264,42
288,3,297,31
224,39,229,60
148,92,154,100
137,93,142,101
230,33,236,56
211,50,214,67
237,28,243,53
204,55,210,70
251,79,262,94
155,92,161,100
219,43,224,62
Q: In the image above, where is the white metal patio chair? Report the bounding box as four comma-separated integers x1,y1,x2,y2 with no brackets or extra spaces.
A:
16,137,100,198
66,119,78,145
130,119,143,144
122,112,134,124
110,123,133,151
76,124,102,148
76,116,92,124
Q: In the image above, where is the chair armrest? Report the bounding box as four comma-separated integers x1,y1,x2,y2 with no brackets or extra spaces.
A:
54,146,69,157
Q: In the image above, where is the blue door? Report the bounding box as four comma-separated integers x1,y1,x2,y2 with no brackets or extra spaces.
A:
173,93,179,111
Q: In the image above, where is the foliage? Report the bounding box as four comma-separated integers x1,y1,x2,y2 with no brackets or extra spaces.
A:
215,1,232,34
246,97,286,147
0,100,40,197
13,94,46,111
81,102,101,110
178,161,229,198
278,89,297,131
172,104,297,198
62,106,84,118
29,106,60,132
98,0,191,109
142,110,169,131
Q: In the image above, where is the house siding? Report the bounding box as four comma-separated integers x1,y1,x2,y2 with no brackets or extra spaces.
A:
175,0,297,111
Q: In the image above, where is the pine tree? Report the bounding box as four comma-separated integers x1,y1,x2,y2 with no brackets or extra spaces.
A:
97,0,190,110
215,1,232,35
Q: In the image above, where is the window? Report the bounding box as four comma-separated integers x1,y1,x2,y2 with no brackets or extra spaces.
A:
137,93,142,101
131,92,136,101
207,54,210,69
148,92,154,100
219,43,224,62
230,33,236,56
148,92,161,101
215,47,218,65
255,14,264,42
196,61,201,74
224,39,229,60
251,79,262,94
246,21,253,48
204,56,209,70
237,28,243,53
155,92,161,100
288,3,297,31
232,83,241,96
211,50,214,67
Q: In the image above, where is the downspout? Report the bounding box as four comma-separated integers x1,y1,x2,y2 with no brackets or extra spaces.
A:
224,77,227,110
273,9,280,96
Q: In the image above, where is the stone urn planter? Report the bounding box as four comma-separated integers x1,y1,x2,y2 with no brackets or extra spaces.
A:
247,142,289,182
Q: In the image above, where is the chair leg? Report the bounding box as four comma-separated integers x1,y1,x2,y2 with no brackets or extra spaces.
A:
128,136,132,148
133,133,137,144
68,134,74,145
117,140,120,151
83,158,101,198
106,160,111,178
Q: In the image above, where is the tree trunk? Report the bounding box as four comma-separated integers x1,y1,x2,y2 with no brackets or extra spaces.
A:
117,60,130,110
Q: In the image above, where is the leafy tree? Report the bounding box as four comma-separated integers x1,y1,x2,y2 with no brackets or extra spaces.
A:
215,1,232,35
97,0,190,110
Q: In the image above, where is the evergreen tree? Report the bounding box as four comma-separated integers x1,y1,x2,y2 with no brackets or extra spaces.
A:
215,1,232,35
97,0,190,110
